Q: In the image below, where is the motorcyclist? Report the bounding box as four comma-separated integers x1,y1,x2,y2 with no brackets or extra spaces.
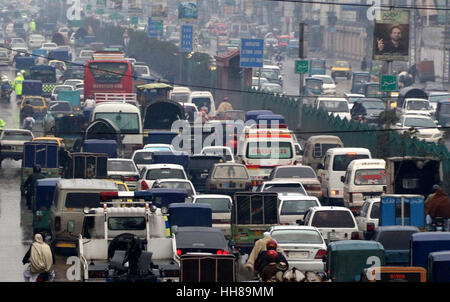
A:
254,240,288,281
13,72,24,102
22,116,35,131
22,233,55,282
246,233,287,273
351,101,367,121
20,100,34,123
22,164,45,210
425,185,450,227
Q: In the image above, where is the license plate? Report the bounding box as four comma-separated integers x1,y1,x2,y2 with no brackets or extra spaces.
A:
200,173,208,178
287,251,309,259
329,233,339,240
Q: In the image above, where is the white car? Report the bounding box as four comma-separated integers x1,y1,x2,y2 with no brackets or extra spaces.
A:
192,194,233,237
51,85,74,100
312,75,336,95
63,79,84,88
315,97,351,121
302,206,361,243
251,76,269,90
257,180,308,196
134,64,151,77
201,146,234,162
394,114,443,143
183,103,202,124
151,179,197,198
107,158,140,191
40,43,58,51
28,34,45,49
131,149,157,170
269,226,327,273
78,49,94,62
278,193,321,225
138,164,187,191
397,98,433,117
355,198,380,239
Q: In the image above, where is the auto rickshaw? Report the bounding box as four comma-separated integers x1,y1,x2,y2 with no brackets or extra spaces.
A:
325,240,386,282
32,178,60,234
308,59,326,76
362,82,385,99
351,72,371,94
428,251,450,282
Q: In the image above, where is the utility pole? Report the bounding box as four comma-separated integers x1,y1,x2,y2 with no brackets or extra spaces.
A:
297,23,305,131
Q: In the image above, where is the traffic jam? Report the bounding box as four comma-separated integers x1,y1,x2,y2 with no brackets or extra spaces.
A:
0,0,450,284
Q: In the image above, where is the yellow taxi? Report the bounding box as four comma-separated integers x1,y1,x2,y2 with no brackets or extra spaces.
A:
331,60,352,80
20,96,47,118
32,136,65,148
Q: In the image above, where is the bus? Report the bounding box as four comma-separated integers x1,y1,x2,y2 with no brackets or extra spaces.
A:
84,51,134,103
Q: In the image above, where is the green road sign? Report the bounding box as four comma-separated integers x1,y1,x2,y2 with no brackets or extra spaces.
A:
295,59,309,74
131,16,139,25
380,74,398,92
97,8,105,15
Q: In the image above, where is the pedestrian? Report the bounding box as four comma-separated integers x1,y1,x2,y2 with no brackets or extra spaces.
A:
361,56,368,71
22,233,54,282
22,164,45,210
13,72,24,102
29,19,36,33
0,117,5,130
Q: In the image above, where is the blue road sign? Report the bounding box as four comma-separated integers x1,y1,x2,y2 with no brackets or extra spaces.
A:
181,25,193,52
240,38,264,68
147,17,163,38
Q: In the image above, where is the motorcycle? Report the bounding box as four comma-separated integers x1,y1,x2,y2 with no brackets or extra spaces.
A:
1,83,12,102
431,217,448,232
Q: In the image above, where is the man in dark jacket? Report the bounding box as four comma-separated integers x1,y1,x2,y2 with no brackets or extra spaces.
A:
123,236,142,276
425,187,450,219
254,240,288,281
22,165,45,210
20,100,34,123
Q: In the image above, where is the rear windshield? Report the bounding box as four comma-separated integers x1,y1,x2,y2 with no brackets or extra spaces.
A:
274,167,316,179
280,200,319,215
27,98,45,106
332,154,370,171
155,182,193,195
370,202,380,219
192,97,212,113
195,198,231,213
271,229,323,244
133,152,154,165
213,165,248,179
311,210,355,228
108,217,146,230
355,169,386,185
108,160,137,172
2,132,33,140
203,149,233,162
146,168,185,180
171,93,190,103
319,100,348,113
377,231,417,250
263,183,306,195
65,192,100,208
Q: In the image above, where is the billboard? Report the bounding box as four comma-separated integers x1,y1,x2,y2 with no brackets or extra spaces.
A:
178,0,198,21
151,0,168,20
373,10,410,62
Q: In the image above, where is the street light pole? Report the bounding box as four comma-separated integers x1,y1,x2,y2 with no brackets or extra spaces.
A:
297,22,305,131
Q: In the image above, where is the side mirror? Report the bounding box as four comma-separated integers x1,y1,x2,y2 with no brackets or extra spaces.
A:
340,176,345,183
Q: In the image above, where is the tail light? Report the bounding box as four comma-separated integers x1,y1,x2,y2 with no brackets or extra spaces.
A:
315,249,327,259
305,185,321,191
293,160,298,165
141,181,149,191
176,249,182,256
366,223,375,232
216,250,229,255
124,176,137,182
331,190,338,196
351,232,360,240
37,275,45,282
54,216,61,231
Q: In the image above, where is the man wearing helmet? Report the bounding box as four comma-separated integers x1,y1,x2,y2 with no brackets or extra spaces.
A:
22,165,45,210
254,239,288,281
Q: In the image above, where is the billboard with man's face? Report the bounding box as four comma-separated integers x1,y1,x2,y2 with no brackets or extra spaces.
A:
373,10,410,61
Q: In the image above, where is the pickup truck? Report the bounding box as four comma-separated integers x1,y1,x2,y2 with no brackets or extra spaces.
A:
0,129,34,165
77,192,179,282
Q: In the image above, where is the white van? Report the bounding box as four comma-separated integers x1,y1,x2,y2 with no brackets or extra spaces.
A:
314,97,351,121
170,86,192,104
318,148,372,206
189,91,216,117
91,102,143,158
302,135,344,172
342,159,386,213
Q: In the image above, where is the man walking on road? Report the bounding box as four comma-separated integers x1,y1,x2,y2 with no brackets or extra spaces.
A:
13,72,24,102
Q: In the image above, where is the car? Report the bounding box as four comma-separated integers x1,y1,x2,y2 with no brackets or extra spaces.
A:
192,194,233,237
331,60,352,79
51,85,74,100
189,91,216,117
40,42,58,51
174,226,230,256
107,158,140,191
315,97,351,121
201,146,234,162
133,64,151,77
261,65,282,86
269,226,327,272
251,76,269,90
10,47,29,63
0,49,9,65
170,86,192,103
20,96,48,122
138,164,188,191
312,75,336,95
260,82,284,95
394,114,443,143
63,79,84,88
268,166,321,198
428,91,450,112
396,98,433,117
0,129,34,164
151,179,197,198
132,149,156,170
77,49,94,62
143,144,175,152
301,206,360,243
257,180,308,195
350,98,386,126
278,193,322,225
28,34,45,49
183,103,201,123
205,163,251,195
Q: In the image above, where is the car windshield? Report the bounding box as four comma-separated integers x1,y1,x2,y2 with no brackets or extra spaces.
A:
370,202,380,219
192,97,211,113
407,101,429,110
362,100,385,110
280,200,319,215
171,92,190,103
146,168,185,180
2,132,32,140
252,78,268,85
355,169,386,185
335,61,349,68
49,102,71,112
262,84,282,93
354,74,369,83
377,231,418,250
55,86,72,93
404,117,436,128
108,217,146,230
263,183,306,195
271,229,323,244
108,160,136,172
213,165,248,179
333,154,370,171
274,167,316,179
261,70,278,80
203,149,233,161
94,112,140,134
195,197,231,213
319,100,348,113
134,65,149,75
311,210,355,228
